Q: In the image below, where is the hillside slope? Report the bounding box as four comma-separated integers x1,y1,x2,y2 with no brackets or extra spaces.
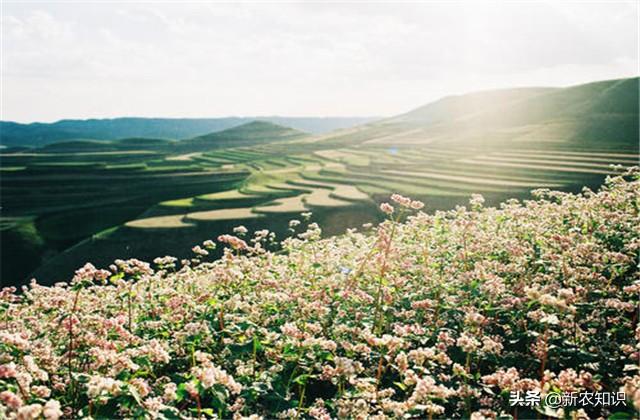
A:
0,117,377,148
324,77,639,150
3,77,638,287
1,170,638,418
181,121,308,151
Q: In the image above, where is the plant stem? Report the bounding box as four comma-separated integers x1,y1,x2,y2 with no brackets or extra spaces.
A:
68,287,82,417
373,217,399,334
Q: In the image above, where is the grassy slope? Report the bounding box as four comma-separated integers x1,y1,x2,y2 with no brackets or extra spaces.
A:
2,78,639,286
181,121,308,152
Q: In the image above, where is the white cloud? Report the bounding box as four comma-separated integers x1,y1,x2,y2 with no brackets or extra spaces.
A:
1,1,637,122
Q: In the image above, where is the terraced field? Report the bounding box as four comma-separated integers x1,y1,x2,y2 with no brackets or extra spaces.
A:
24,140,633,287
2,77,638,286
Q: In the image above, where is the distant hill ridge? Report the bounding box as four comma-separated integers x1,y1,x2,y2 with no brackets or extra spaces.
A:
2,76,637,151
190,120,306,142
178,120,308,151
332,76,639,150
0,116,378,148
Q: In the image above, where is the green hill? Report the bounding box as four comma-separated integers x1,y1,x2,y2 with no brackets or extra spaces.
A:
2,77,638,287
40,139,115,152
391,87,557,124
327,76,639,150
182,120,308,150
0,117,376,148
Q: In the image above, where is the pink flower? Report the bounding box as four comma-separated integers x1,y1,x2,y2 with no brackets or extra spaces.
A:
43,400,63,420
0,362,17,378
380,202,394,215
391,194,412,207
218,234,248,250
233,225,248,235
191,245,209,256
0,390,23,409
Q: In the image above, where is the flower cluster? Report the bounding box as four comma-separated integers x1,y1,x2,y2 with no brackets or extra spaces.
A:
0,169,638,418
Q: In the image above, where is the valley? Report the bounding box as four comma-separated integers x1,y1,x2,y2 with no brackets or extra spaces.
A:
1,77,638,286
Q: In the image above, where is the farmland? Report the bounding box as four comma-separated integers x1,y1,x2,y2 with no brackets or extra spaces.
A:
1,77,638,286
1,169,638,418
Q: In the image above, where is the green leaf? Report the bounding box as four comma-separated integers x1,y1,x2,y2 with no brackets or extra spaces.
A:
394,381,407,391
292,373,312,385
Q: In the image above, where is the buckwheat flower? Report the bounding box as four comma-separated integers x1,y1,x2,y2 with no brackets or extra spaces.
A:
163,382,177,402
481,336,503,354
464,311,487,327
407,376,455,407
395,352,409,373
457,333,480,353
153,255,178,268
24,355,48,381
0,362,17,378
391,194,412,207
143,397,165,413
0,390,23,409
309,400,331,420
233,225,248,235
380,202,394,215
469,194,485,208
72,262,111,284
31,385,51,398
482,367,520,390
437,331,455,348
218,234,248,250
408,347,436,366
539,313,560,325
191,245,209,256
202,240,216,249
43,400,62,420
16,403,42,419
471,409,497,420
185,381,198,398
195,365,242,394
622,375,640,409
254,229,269,239
453,363,467,376
141,339,171,364
624,283,640,294
280,322,306,340
289,219,301,228
410,200,424,210
129,378,151,398
113,258,153,276
229,396,245,412
0,332,30,351
61,315,79,332
87,376,123,398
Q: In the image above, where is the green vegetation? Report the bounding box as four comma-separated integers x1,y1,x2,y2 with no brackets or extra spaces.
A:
0,117,378,147
1,77,638,286
2,171,639,418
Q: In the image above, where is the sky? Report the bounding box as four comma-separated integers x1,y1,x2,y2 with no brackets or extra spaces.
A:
1,1,638,123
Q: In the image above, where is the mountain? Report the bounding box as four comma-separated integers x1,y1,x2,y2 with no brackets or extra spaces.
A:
0,116,378,148
329,77,639,151
181,120,307,150
391,87,557,124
